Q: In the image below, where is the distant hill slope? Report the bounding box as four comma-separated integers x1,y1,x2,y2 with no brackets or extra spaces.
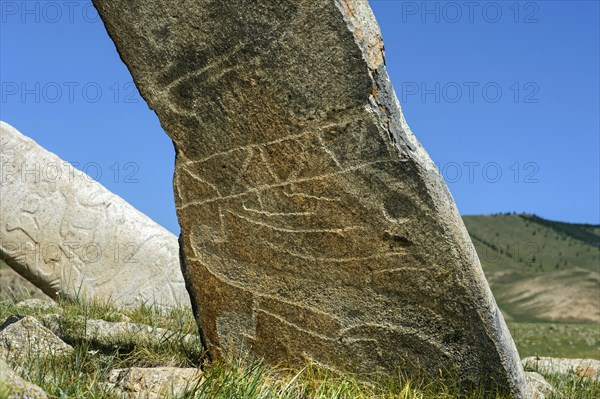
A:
463,214,600,323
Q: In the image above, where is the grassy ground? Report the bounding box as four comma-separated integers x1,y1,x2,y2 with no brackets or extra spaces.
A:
0,297,599,398
509,322,600,360
462,214,599,274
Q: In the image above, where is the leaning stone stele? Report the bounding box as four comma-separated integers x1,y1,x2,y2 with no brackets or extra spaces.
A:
92,0,527,395
0,122,190,308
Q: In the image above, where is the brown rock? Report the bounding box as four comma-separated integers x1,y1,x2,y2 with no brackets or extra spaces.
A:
91,0,527,395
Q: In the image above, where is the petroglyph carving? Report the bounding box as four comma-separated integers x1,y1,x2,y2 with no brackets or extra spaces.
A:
0,122,190,308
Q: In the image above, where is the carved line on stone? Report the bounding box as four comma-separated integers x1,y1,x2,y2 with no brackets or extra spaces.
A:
233,148,254,186
158,22,287,92
254,306,451,361
256,293,344,324
182,130,315,166
179,159,395,209
181,165,223,197
218,206,227,241
254,308,336,342
317,135,342,169
338,322,451,358
188,256,251,295
283,191,341,202
372,267,425,275
258,147,280,183
177,105,367,167
263,241,406,264
240,204,314,217
226,210,365,235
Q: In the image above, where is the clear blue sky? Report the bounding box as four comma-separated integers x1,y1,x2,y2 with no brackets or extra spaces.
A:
1,1,598,234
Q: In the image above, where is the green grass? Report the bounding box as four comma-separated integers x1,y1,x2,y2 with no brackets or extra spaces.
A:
509,322,600,360
463,214,599,274
520,214,600,248
1,296,599,398
0,382,10,399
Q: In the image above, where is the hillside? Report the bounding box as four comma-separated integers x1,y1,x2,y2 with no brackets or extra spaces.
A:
463,214,600,323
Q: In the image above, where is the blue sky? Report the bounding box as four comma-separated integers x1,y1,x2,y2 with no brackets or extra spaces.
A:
1,1,598,234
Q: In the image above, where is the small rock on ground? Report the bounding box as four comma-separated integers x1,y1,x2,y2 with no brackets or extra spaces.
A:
525,371,554,399
0,315,73,361
103,367,202,399
15,298,59,311
0,358,48,399
523,356,600,381
41,314,199,352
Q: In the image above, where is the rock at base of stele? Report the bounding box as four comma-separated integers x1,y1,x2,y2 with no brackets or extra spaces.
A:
102,367,202,399
0,358,49,399
523,356,600,381
524,371,555,399
0,315,74,361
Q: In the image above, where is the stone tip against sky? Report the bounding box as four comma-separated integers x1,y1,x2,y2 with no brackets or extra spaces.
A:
1,1,598,234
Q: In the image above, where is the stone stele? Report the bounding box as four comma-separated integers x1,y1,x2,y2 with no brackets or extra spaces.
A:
0,122,190,309
92,0,527,395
